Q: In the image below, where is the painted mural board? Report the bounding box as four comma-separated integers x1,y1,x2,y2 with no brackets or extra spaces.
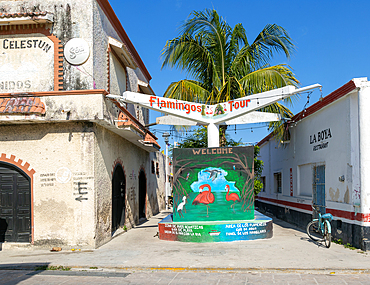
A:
173,146,254,222
158,211,272,242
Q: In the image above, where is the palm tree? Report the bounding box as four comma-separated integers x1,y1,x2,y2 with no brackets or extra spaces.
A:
161,9,299,145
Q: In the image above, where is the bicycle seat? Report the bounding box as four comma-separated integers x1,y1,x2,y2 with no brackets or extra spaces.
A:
321,213,333,221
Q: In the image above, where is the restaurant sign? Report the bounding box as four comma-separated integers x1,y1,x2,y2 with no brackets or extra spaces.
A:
310,128,332,151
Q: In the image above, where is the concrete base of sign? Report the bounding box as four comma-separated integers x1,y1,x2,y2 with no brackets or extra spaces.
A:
158,211,273,242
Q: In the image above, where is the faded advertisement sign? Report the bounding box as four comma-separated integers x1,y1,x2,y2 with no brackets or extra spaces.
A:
0,34,54,92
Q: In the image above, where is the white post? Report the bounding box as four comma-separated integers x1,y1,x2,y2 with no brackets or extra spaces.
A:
208,123,220,147
165,142,169,210
357,83,370,215
162,132,170,210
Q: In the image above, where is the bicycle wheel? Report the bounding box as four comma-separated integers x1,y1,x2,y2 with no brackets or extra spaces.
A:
324,222,331,248
306,220,323,241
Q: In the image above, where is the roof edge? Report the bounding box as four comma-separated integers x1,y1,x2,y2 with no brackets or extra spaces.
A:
0,89,108,98
290,79,358,124
257,79,361,147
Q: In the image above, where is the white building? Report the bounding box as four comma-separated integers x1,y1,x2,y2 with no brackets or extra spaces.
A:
257,78,370,250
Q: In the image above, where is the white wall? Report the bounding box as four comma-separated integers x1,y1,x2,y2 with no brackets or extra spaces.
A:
258,85,363,222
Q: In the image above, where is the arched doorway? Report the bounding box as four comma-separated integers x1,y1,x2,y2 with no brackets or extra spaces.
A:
138,170,146,219
112,164,126,233
0,163,31,242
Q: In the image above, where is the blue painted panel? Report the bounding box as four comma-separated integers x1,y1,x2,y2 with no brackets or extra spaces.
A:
313,165,326,214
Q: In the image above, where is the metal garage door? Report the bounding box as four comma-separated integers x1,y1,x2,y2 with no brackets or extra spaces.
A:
0,163,31,242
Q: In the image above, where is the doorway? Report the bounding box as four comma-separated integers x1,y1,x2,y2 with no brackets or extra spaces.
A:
313,164,326,215
138,170,146,219
112,164,126,233
0,163,31,242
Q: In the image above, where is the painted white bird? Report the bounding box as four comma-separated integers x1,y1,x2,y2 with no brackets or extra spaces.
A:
177,196,187,218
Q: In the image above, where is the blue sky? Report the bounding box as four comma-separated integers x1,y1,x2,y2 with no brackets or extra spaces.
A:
109,0,370,149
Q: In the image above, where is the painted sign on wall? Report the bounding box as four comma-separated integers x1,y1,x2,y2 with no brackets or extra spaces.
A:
173,146,254,222
310,128,332,151
0,34,54,92
64,38,90,66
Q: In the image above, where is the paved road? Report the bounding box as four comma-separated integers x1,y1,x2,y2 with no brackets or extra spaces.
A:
0,210,369,284
1,269,370,285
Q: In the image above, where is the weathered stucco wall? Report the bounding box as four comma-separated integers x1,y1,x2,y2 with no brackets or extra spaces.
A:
93,124,165,247
1,0,95,90
92,0,151,125
0,120,165,248
1,0,150,124
0,122,96,247
0,0,163,248
149,151,166,215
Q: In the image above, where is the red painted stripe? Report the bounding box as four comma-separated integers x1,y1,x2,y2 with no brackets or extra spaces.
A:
257,196,312,211
257,196,370,222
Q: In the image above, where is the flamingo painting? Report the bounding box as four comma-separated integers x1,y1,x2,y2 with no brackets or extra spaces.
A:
225,185,241,211
192,184,215,217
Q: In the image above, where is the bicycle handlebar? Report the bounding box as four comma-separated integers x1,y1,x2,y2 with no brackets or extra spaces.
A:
312,204,326,210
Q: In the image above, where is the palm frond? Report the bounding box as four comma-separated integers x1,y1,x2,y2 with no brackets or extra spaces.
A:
215,76,245,102
239,64,299,95
179,9,231,85
161,9,299,147
250,24,295,66
163,79,210,103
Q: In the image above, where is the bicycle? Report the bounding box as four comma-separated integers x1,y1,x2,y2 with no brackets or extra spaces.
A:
306,205,333,248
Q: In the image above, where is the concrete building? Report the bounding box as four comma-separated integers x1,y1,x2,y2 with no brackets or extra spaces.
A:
0,0,166,249
256,78,370,250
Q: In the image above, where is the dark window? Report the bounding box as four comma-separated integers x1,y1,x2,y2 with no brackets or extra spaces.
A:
151,161,155,174
261,176,266,192
274,172,282,193
156,162,159,175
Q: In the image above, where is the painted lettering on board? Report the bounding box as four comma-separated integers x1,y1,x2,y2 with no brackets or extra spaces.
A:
192,147,233,155
149,96,251,116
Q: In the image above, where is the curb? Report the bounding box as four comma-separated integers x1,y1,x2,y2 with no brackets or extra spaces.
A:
1,264,370,275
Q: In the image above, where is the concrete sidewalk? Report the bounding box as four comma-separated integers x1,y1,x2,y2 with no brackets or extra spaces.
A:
0,210,369,273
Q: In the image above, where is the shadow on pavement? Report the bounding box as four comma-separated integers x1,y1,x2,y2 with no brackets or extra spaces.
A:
134,225,158,229
270,215,331,249
0,262,50,271
301,236,330,248
272,217,306,233
0,263,50,285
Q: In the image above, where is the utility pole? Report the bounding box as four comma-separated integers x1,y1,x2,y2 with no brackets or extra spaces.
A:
162,132,170,210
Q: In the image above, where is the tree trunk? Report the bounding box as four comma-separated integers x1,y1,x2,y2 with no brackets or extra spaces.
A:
219,125,228,147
